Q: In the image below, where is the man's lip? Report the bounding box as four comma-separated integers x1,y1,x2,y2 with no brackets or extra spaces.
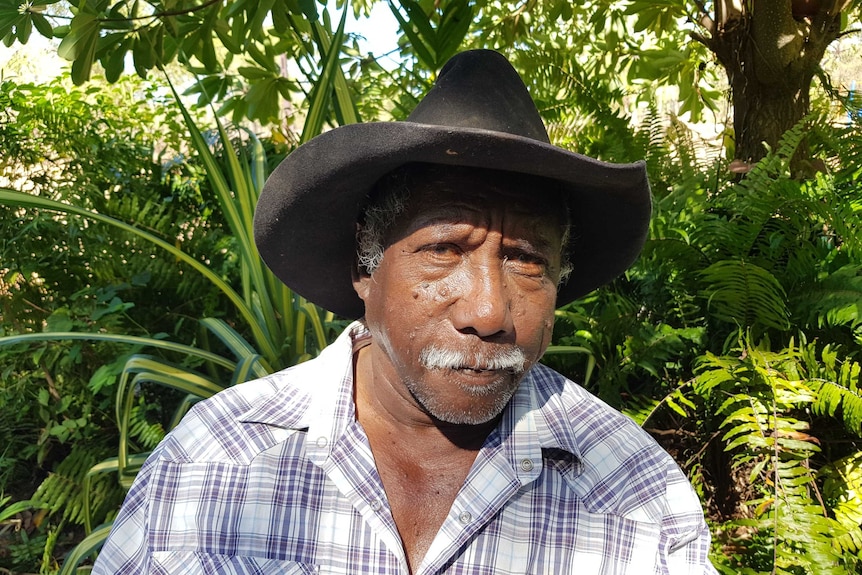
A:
453,365,515,376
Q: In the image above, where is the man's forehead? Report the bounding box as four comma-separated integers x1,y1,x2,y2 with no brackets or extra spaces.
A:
406,188,555,225
389,163,568,220
385,175,568,254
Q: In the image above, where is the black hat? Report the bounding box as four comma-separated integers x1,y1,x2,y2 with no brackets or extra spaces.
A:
254,50,651,319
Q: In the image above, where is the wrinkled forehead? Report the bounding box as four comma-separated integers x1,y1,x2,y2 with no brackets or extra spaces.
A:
371,163,570,228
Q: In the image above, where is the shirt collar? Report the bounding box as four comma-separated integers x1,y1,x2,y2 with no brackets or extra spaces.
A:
492,364,585,483
237,322,362,431
239,322,584,473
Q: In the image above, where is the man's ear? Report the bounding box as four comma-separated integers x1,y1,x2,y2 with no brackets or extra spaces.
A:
351,258,372,302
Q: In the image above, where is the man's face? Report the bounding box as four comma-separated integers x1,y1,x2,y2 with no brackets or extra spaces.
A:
353,168,566,426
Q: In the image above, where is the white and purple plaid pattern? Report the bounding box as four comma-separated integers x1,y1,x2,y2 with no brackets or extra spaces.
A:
94,323,716,574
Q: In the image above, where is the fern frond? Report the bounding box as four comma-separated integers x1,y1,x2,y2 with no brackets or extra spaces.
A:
699,260,790,332
127,403,166,451
804,345,862,436
31,445,123,526
621,394,662,426
795,265,862,330
695,341,858,570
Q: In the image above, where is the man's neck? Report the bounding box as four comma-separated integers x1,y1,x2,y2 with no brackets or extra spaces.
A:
352,343,492,573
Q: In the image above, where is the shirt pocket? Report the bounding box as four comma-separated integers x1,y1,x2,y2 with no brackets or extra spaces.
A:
151,551,316,574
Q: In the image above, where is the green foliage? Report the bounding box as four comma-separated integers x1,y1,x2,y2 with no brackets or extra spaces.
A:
697,344,836,572
469,0,723,126
1,0,367,127
805,346,862,436
699,260,790,333
1,49,359,567
1,3,861,572
389,0,472,72
540,96,862,572
32,445,122,527
0,74,221,572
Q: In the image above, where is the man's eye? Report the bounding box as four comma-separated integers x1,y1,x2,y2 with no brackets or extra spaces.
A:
424,243,460,257
514,253,540,263
507,253,549,275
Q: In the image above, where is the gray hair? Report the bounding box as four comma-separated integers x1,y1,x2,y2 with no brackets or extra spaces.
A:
356,176,411,276
356,167,573,286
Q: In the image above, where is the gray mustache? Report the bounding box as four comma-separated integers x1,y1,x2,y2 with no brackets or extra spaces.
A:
419,345,527,373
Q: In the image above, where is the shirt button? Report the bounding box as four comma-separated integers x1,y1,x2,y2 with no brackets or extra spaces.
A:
520,458,534,472
370,499,382,511
458,511,472,525
316,436,328,448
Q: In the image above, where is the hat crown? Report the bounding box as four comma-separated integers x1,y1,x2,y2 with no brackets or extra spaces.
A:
406,50,551,144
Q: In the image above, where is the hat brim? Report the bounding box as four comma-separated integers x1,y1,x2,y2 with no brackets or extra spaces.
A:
254,121,651,319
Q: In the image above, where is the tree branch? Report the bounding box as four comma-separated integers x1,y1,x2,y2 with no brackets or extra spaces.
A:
690,30,713,50
96,0,222,23
690,0,715,34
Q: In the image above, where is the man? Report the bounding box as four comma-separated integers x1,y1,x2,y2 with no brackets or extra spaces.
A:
93,50,715,574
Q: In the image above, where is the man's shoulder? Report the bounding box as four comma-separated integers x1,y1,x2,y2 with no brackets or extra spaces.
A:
151,356,325,465
528,364,699,523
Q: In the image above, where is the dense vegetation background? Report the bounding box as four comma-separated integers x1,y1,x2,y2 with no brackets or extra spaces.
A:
1,0,862,572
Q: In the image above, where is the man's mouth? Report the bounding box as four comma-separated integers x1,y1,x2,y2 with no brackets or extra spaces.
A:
457,365,515,374
420,345,527,378
459,366,494,374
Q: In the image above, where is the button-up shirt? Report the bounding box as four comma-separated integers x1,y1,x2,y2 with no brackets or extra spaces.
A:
93,323,716,574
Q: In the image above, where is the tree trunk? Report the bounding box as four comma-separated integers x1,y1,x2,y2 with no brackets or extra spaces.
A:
698,0,843,165
722,30,815,164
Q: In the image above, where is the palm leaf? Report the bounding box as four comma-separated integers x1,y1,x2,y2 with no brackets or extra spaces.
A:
0,188,272,358
0,331,236,371
57,523,114,575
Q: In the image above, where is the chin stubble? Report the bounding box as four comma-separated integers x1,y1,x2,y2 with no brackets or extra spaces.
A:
410,344,527,425
372,328,529,425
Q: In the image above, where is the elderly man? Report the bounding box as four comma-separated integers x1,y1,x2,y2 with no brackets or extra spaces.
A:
93,50,715,574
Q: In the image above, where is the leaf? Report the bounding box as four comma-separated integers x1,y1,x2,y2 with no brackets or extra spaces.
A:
16,8,30,42
435,0,471,66
302,6,354,142
57,11,99,84
238,65,276,80
57,523,114,575
0,331,238,370
213,17,241,53
0,499,47,523
297,0,317,20
99,34,130,82
132,26,158,75
245,0,275,40
390,0,436,70
0,2,25,40
0,187,267,358
699,259,790,331
46,309,74,332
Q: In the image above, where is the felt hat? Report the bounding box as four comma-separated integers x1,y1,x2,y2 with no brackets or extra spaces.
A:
254,49,651,319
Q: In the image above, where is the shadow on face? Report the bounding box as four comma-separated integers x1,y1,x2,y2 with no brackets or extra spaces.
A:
356,163,572,280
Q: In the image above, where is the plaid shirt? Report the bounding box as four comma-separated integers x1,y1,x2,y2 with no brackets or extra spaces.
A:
94,323,715,574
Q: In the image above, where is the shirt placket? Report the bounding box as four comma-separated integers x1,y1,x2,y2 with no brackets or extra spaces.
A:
416,391,543,575
321,421,410,572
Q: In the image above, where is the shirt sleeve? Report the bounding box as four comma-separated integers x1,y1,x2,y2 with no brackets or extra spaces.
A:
91,456,157,574
658,462,719,575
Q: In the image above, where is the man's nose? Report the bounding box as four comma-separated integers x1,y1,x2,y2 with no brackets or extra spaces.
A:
450,260,515,339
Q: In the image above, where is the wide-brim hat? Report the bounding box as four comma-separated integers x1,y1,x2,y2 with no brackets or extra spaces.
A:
254,50,651,319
